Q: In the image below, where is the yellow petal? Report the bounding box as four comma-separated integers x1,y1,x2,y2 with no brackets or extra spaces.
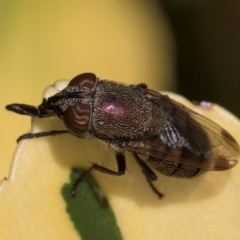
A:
0,2,174,240
1,90,240,240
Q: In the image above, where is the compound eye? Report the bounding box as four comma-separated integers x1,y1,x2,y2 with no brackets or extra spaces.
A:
68,73,97,90
63,104,91,136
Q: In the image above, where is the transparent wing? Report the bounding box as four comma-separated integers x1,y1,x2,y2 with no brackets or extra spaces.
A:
126,90,239,170
126,139,238,170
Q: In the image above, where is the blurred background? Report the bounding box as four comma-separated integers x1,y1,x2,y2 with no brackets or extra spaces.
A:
0,1,239,179
160,0,240,117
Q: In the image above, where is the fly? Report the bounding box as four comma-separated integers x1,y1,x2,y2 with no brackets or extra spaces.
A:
6,73,240,198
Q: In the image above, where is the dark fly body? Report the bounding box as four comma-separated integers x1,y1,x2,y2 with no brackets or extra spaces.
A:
6,73,240,198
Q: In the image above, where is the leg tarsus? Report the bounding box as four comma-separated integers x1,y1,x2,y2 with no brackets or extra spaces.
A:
70,166,94,198
130,83,148,90
145,174,164,199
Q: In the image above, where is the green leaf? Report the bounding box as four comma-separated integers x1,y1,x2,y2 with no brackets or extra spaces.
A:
62,168,123,240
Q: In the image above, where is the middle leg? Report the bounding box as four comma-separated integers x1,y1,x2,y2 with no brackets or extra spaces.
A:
70,153,126,197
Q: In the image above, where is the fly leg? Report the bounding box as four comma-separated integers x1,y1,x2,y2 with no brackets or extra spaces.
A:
133,153,164,198
70,153,126,197
17,130,69,143
130,83,148,89
91,153,126,175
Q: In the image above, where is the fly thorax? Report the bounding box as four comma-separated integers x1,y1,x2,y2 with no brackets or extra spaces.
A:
90,81,152,139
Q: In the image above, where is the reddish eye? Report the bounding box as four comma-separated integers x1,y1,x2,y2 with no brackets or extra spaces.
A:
63,104,91,136
68,73,97,90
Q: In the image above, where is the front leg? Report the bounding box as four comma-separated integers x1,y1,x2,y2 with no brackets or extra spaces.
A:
70,153,126,197
17,130,69,143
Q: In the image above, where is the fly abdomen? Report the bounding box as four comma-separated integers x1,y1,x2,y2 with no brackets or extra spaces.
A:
147,156,203,178
145,145,204,178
